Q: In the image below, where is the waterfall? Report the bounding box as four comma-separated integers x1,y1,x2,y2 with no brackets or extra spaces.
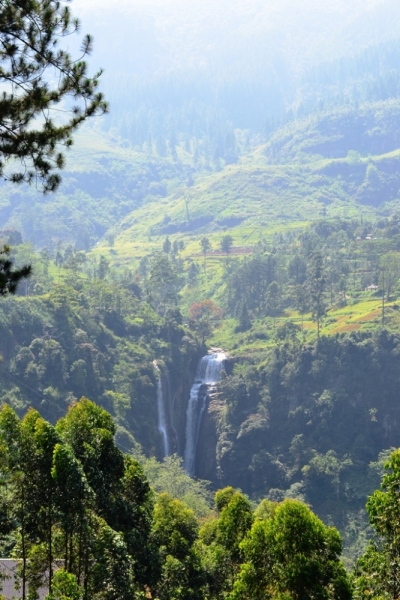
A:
183,352,226,476
154,362,170,458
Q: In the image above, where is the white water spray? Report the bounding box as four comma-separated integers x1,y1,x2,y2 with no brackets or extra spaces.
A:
183,352,226,476
154,362,170,458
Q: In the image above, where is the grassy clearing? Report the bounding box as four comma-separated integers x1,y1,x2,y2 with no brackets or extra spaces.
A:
85,128,400,358
98,139,398,270
206,292,398,357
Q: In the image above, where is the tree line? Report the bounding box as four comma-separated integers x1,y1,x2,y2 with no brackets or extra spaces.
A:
1,397,400,600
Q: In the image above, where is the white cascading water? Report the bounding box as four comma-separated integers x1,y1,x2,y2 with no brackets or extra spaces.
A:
154,362,170,458
183,352,226,476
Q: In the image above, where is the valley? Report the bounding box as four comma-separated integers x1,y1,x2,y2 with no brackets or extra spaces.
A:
3,5,400,587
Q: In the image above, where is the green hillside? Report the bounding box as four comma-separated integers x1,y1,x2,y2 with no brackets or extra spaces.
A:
88,100,400,346
6,0,400,592
0,125,194,249
4,96,400,565
102,99,400,250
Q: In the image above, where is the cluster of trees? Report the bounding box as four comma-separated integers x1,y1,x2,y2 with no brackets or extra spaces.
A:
103,74,274,166
299,38,400,120
206,329,400,561
0,398,354,600
46,215,400,345
0,275,200,455
0,399,154,599
147,217,400,343
354,448,400,599
222,217,400,334
3,397,400,600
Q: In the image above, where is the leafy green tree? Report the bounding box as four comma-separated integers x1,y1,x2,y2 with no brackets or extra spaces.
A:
56,399,125,526
51,444,93,572
308,251,326,339
163,237,172,254
380,251,400,301
354,449,400,599
147,253,181,315
220,235,233,259
98,255,110,281
288,255,307,284
237,302,251,332
46,569,83,600
152,493,198,562
0,244,31,296
230,499,351,600
215,490,253,565
20,410,61,596
200,237,211,270
90,518,135,600
198,489,253,599
187,261,200,287
151,493,204,600
293,283,308,329
0,0,107,191
172,240,179,258
267,281,280,326
0,405,25,590
0,407,63,598
115,456,155,587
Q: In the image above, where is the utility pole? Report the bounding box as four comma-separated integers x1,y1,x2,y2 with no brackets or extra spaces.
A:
382,269,385,328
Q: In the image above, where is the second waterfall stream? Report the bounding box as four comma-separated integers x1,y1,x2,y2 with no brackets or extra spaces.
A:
154,361,170,458
183,352,226,476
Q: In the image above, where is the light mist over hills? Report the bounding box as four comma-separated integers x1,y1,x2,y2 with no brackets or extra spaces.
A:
67,0,400,139
76,0,399,79
3,0,400,248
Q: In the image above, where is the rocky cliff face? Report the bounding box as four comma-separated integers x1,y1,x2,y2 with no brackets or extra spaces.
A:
167,351,204,456
195,393,224,485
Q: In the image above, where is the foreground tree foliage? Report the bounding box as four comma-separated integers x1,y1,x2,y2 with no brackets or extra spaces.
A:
0,0,107,296
0,399,153,599
354,449,400,599
0,398,352,600
0,244,31,295
0,0,107,191
231,500,351,600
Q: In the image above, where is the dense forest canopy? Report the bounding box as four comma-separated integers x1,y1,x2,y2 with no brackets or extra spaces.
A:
3,0,400,597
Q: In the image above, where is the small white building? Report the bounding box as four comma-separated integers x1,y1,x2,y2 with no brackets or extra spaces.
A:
0,559,50,599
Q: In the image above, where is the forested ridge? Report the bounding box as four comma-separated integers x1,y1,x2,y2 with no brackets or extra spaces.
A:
5,214,400,566
2,398,400,599
4,0,400,596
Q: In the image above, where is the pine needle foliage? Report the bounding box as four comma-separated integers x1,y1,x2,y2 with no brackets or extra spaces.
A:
0,0,108,191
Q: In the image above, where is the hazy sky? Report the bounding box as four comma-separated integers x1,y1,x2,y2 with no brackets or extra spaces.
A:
71,0,400,80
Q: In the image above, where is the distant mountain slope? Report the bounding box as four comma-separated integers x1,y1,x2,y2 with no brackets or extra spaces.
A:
3,99,400,253
0,126,193,249
68,0,400,146
77,0,392,78
96,100,400,270
266,100,400,162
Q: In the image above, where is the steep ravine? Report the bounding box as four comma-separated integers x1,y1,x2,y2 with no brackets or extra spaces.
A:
154,349,232,482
